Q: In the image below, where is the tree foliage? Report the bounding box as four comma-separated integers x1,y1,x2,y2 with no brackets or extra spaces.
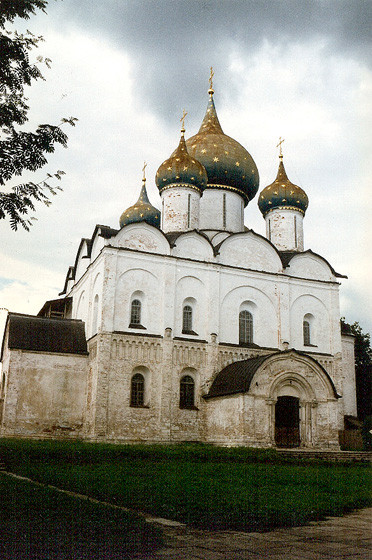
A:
0,0,77,230
341,318,372,420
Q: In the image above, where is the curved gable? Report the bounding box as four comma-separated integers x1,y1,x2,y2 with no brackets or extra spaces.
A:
205,350,339,400
74,238,91,282
284,251,342,281
172,231,214,261
217,231,282,273
113,223,170,255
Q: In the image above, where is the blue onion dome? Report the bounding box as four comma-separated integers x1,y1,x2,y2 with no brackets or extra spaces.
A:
120,176,161,229
185,89,259,207
156,126,208,194
258,154,309,217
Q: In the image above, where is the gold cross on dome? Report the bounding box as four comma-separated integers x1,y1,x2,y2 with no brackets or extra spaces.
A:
209,66,214,94
142,161,147,180
180,109,187,131
276,137,285,157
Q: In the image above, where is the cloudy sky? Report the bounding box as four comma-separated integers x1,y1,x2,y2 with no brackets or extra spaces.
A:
1,0,371,335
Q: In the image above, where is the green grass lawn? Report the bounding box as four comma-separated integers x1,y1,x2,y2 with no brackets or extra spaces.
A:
0,474,162,559
0,439,371,532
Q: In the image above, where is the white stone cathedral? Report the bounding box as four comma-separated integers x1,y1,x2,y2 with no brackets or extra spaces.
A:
0,81,357,448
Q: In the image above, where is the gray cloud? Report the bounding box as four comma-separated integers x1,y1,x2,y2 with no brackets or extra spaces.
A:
45,0,372,121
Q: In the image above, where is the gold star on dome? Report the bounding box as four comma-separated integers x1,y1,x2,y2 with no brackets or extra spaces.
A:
213,157,219,162
199,170,203,175
282,199,286,202
225,151,229,155
191,176,195,180
224,170,227,174
176,158,180,162
269,201,272,204
274,191,278,195
235,161,240,166
140,213,144,217
242,175,245,179
290,190,294,195
167,166,172,171
192,144,196,149
201,148,207,154
213,144,217,148
183,166,188,171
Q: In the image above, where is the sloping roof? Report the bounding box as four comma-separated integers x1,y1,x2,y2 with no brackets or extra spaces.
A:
2,313,88,358
279,250,347,278
37,297,72,317
205,350,340,399
205,355,269,399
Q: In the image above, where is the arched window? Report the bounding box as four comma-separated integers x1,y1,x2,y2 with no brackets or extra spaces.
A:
180,375,195,409
92,294,99,335
130,373,144,407
182,305,193,334
239,310,253,344
303,320,311,346
130,299,141,326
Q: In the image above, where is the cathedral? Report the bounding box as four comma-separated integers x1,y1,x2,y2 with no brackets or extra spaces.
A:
0,77,357,448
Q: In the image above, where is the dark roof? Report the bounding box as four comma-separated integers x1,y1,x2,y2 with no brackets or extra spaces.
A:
97,225,119,239
279,250,346,278
2,313,88,358
37,297,72,317
205,355,269,399
205,350,340,399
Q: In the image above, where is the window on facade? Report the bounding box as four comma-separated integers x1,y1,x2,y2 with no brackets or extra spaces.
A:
223,193,227,229
239,310,253,344
180,375,195,408
187,193,191,228
130,299,141,325
92,294,99,334
130,373,145,407
182,305,193,333
303,320,311,346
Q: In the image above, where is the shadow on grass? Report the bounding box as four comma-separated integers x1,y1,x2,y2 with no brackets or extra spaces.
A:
0,474,162,560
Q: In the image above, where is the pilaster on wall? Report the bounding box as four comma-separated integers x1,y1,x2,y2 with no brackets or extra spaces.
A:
92,333,111,437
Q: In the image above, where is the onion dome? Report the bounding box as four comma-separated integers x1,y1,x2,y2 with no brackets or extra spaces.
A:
258,154,309,217
120,174,160,229
156,124,208,194
185,87,259,206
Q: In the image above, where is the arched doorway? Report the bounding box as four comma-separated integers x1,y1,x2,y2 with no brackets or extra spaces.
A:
275,396,300,448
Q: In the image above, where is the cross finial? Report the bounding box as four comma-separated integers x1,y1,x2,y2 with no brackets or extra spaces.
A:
142,161,147,181
276,136,285,158
208,66,214,95
180,109,187,135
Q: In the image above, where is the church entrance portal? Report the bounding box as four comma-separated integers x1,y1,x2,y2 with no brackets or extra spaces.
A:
275,396,300,448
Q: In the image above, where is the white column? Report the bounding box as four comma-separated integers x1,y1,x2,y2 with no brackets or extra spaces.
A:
161,186,201,233
266,208,304,251
199,190,245,232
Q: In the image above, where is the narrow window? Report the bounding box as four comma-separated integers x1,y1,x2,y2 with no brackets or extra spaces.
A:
130,373,145,407
92,294,99,334
180,375,195,408
187,193,191,228
182,305,193,333
223,193,227,228
130,299,141,325
239,310,253,344
303,320,311,346
294,216,297,248
268,219,271,241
